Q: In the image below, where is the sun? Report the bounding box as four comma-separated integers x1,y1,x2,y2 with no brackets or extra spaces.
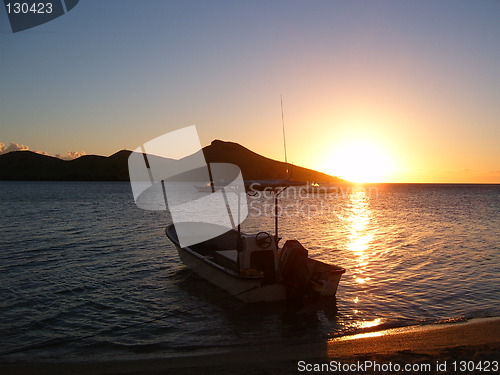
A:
324,140,394,183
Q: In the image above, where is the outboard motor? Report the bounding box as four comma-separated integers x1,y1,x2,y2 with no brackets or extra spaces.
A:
279,240,312,302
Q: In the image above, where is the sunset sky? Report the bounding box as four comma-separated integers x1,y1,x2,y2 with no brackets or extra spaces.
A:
1,1,499,183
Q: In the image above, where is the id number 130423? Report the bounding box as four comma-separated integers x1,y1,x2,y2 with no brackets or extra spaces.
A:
5,2,53,14
452,361,498,372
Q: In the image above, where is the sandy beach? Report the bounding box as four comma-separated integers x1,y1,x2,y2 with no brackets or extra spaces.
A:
1,317,498,375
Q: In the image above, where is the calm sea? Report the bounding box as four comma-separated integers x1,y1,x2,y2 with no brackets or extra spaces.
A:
0,182,499,362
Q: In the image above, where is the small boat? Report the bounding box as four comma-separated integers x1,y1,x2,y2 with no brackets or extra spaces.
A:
166,223,345,303
195,181,217,192
166,183,346,303
300,182,339,194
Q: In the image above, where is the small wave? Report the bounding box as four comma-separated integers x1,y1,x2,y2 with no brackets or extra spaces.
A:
54,285,88,295
81,340,170,354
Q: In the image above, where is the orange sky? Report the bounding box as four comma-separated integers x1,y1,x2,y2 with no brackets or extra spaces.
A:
1,1,499,183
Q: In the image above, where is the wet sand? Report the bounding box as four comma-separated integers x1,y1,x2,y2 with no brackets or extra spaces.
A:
1,317,498,374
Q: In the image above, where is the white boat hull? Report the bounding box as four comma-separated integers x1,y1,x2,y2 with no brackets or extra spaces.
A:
174,246,344,303
176,245,286,303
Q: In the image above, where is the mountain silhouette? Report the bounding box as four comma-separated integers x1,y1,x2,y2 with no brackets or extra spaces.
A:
203,140,342,182
0,150,131,181
0,140,346,183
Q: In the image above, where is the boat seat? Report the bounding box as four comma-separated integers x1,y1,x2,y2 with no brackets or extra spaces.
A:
214,250,238,272
215,250,238,262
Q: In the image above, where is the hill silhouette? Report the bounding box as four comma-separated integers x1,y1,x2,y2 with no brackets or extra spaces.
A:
0,140,346,183
0,150,131,181
204,140,342,182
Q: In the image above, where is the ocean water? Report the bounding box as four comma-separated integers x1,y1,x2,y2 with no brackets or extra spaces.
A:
0,181,499,362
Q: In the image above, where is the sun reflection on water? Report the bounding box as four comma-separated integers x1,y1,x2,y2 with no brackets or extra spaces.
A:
358,317,382,329
330,330,385,343
330,187,381,333
346,189,373,285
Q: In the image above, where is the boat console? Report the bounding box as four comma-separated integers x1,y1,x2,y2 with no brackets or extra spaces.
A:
238,233,280,283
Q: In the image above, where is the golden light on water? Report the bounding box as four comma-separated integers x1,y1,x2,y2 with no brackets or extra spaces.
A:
332,331,385,342
325,186,387,355
355,277,367,284
328,318,385,351
358,318,382,329
345,190,373,285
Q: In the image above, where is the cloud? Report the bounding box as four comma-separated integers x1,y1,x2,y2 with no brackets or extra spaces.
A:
0,142,30,154
0,141,84,159
55,151,86,160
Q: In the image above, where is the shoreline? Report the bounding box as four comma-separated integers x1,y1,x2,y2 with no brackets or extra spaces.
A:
1,316,499,374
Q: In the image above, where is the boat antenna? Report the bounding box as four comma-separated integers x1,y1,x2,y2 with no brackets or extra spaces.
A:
280,95,288,176
274,95,291,246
